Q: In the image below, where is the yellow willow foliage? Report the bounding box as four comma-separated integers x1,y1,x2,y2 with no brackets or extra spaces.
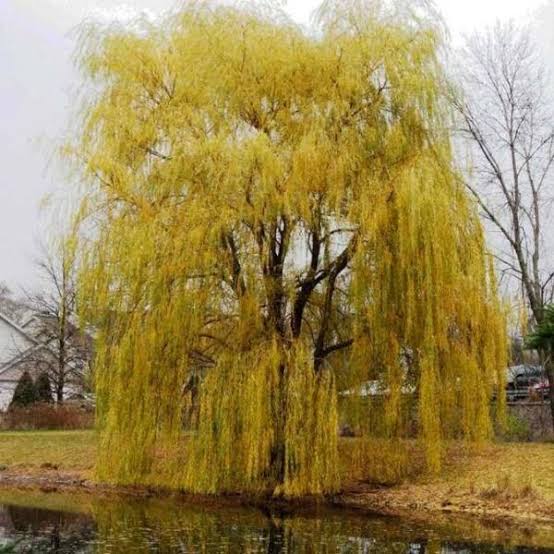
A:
69,0,507,496
181,342,338,496
350,156,507,470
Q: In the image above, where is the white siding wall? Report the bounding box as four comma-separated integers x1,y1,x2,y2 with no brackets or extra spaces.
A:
0,318,32,366
0,315,81,411
0,382,16,411
0,317,34,410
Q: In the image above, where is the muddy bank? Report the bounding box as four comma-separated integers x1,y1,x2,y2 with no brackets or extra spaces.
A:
0,465,552,531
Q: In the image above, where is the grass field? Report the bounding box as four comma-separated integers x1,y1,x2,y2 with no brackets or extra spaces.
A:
0,430,551,495
0,430,96,474
0,430,551,522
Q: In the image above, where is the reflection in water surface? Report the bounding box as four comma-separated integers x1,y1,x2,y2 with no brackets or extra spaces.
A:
0,494,550,553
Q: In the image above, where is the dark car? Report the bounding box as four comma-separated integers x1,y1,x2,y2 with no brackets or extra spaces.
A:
506,364,548,401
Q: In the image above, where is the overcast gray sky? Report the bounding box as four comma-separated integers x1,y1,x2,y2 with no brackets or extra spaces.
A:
0,0,553,291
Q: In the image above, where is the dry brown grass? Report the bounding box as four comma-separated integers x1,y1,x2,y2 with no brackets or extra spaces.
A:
439,442,554,503
0,430,95,474
340,439,554,523
0,431,551,523
478,473,537,501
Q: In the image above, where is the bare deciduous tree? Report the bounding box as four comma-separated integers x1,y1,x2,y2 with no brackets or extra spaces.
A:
454,23,554,313
23,243,92,403
452,22,554,422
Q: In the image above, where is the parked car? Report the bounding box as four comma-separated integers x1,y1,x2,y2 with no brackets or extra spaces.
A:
506,364,547,401
528,377,550,401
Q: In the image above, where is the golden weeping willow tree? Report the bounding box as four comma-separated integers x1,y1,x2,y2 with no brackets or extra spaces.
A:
69,0,507,496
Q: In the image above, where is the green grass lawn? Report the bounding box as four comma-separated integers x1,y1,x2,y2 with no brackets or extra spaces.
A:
0,430,96,473
0,430,551,511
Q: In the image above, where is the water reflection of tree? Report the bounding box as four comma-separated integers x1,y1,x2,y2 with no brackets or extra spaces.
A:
4,505,95,553
90,499,542,553
0,499,547,553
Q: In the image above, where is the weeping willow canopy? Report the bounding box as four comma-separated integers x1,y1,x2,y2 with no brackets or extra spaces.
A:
71,0,507,496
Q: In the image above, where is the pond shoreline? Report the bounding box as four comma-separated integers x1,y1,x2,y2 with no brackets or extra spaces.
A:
0,465,552,529
0,465,553,549
0,431,551,541
0,483,552,552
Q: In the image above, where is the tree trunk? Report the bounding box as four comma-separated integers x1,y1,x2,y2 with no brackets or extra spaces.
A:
547,357,554,432
56,379,64,404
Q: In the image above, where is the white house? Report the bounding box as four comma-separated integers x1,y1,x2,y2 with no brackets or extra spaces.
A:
0,311,88,410
0,312,40,409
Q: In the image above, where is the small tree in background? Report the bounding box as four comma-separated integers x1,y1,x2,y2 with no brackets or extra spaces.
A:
35,372,53,403
23,241,93,404
10,372,37,408
452,22,554,424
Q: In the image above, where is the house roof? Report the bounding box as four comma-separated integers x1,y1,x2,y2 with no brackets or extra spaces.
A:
0,343,51,377
0,311,42,378
22,312,94,340
0,310,91,380
21,312,54,329
0,312,39,346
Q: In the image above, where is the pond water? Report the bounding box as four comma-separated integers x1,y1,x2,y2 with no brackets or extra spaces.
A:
0,491,550,553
